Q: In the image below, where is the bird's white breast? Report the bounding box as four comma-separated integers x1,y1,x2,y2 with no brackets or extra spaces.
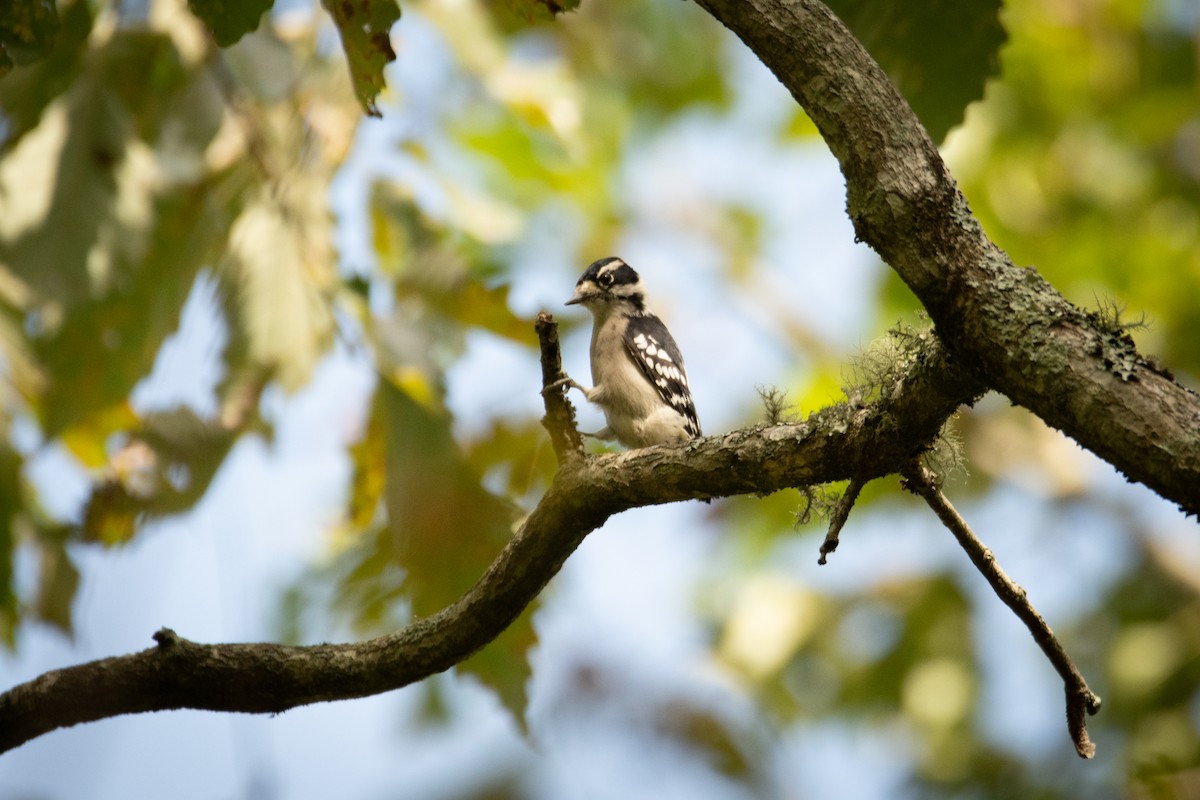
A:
589,312,689,447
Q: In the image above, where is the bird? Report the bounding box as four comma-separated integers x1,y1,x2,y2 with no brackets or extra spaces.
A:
551,256,701,449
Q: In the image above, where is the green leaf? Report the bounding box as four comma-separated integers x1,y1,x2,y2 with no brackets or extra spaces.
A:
824,0,1006,143
0,0,59,76
485,0,581,28
377,379,515,614
0,29,195,317
558,2,730,117
0,0,91,155
34,533,78,635
186,0,274,47
320,0,400,117
1,67,127,311
36,179,236,436
81,407,240,544
375,379,536,723
460,603,537,733
95,30,191,145
369,184,536,346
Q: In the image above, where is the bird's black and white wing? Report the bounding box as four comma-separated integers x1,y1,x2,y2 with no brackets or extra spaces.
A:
624,313,702,438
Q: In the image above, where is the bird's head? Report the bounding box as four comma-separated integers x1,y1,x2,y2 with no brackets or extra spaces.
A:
566,257,646,312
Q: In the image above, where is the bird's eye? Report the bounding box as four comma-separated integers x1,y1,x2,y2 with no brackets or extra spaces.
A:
598,272,614,287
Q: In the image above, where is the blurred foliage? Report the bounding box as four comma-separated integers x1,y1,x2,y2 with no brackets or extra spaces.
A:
186,0,273,47
320,0,401,116
885,0,1200,379
0,0,1197,797
0,1,60,78
826,0,1007,143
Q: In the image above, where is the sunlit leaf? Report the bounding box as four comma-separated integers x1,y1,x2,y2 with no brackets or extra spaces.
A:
217,196,335,395
370,184,535,346
944,0,1200,376
81,407,239,544
824,0,1005,143
0,65,127,310
0,26,205,380
186,0,273,47
346,401,386,530
59,402,139,468
319,0,400,117
718,575,825,682
835,577,973,713
428,280,534,345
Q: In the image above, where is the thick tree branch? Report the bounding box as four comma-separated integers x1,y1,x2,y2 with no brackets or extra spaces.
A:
0,322,979,753
692,0,1200,516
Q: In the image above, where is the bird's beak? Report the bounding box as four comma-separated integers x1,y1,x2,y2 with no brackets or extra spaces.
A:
565,286,588,306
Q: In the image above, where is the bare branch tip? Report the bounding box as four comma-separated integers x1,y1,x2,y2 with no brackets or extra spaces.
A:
534,313,585,462
905,457,1103,759
153,628,179,648
1067,686,1100,758
817,477,865,565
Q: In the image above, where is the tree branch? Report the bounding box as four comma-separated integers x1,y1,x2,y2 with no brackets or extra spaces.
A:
535,312,585,463
0,322,980,753
692,0,1200,516
901,461,1101,758
817,476,864,565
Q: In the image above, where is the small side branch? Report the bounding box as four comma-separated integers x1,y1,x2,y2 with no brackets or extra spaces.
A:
535,312,585,463
818,477,865,565
901,461,1101,759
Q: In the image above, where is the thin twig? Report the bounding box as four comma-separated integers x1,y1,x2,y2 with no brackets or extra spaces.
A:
901,461,1101,759
535,312,585,464
818,477,865,565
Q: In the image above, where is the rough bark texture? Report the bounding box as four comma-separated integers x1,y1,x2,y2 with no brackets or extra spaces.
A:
0,328,978,752
3,0,1200,754
693,0,1200,516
